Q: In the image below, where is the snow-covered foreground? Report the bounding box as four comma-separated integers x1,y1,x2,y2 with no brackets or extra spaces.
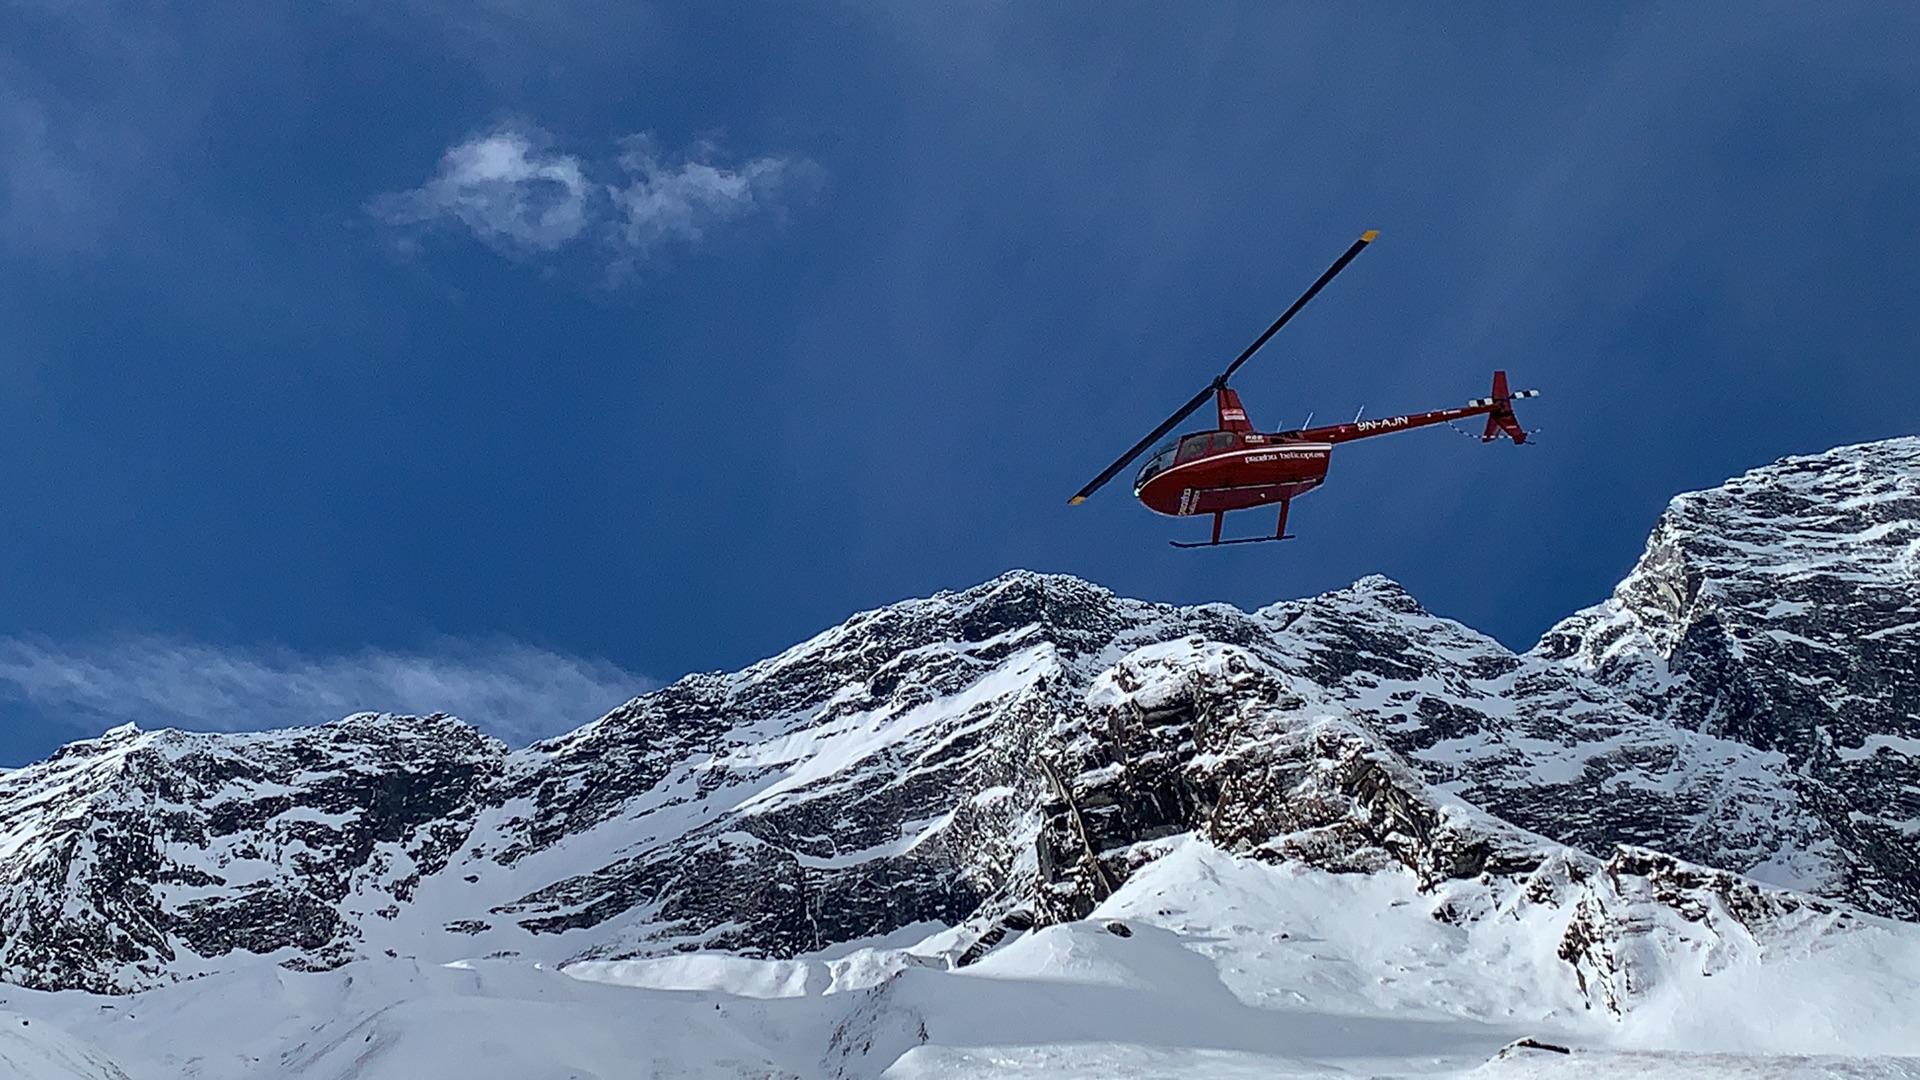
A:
2,839,1916,1079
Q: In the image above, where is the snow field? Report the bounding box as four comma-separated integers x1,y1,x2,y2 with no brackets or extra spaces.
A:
3,836,1914,1077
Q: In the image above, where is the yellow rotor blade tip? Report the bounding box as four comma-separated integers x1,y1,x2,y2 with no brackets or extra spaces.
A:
1361,230,1379,242
1068,496,1087,506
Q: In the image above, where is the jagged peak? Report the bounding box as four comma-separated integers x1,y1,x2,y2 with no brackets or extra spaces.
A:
18,711,497,787
572,570,1466,753
960,567,1111,598
318,710,491,740
1336,573,1428,613
43,721,184,765
726,571,1140,679
1533,433,1920,666
917,569,1131,629
1252,573,1430,624
1661,434,1920,526
1741,434,1920,482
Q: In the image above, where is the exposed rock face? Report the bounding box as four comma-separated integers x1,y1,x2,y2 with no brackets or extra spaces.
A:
1017,635,1884,1020
0,437,1912,1004
1536,437,1920,916
0,716,502,993
1027,637,1545,928
484,574,1284,959
1553,845,1863,1015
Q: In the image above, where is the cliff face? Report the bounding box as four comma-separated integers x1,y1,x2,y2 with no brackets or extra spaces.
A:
1535,436,1920,914
0,437,1914,1007
0,715,503,993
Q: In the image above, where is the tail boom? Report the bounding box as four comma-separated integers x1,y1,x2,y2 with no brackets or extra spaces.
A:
1281,371,1538,445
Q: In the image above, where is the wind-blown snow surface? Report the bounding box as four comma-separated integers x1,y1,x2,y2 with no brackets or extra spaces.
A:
1,437,1918,1077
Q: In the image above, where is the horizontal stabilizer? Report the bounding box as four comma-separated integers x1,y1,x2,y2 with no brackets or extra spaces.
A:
1468,389,1540,407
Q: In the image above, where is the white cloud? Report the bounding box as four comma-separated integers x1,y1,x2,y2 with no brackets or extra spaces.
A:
369,125,591,252
369,122,800,268
0,635,653,748
607,136,790,257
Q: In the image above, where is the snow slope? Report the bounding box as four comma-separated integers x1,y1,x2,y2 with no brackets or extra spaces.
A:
3,837,1918,1078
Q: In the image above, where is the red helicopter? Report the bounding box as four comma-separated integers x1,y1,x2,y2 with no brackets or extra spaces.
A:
1069,230,1538,547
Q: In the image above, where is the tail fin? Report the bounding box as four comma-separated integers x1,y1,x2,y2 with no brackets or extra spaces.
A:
1479,370,1536,444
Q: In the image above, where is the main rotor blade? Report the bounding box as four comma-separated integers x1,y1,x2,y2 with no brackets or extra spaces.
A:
1068,230,1378,506
1068,383,1216,504
1217,229,1377,385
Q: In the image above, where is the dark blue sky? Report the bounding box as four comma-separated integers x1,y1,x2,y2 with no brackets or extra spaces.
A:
2,2,1916,763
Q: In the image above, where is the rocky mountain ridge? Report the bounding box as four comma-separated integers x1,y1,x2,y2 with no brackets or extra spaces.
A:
0,437,1913,1009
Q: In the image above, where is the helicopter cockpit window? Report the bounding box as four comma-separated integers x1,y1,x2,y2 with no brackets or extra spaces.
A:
1174,434,1212,464
1134,444,1177,490
1210,432,1238,453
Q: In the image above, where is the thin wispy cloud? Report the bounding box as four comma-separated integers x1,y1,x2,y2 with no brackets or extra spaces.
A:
606,135,789,256
369,126,591,252
0,635,653,748
369,121,802,270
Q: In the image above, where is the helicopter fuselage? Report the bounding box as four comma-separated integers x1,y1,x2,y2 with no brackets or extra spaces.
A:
1133,433,1331,517
1131,380,1536,523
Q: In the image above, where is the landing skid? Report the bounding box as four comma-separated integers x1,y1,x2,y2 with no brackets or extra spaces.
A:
1170,502,1294,549
1170,533,1294,548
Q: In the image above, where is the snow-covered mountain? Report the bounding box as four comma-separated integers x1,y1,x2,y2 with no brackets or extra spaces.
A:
0,438,1916,1072
1536,437,1920,914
